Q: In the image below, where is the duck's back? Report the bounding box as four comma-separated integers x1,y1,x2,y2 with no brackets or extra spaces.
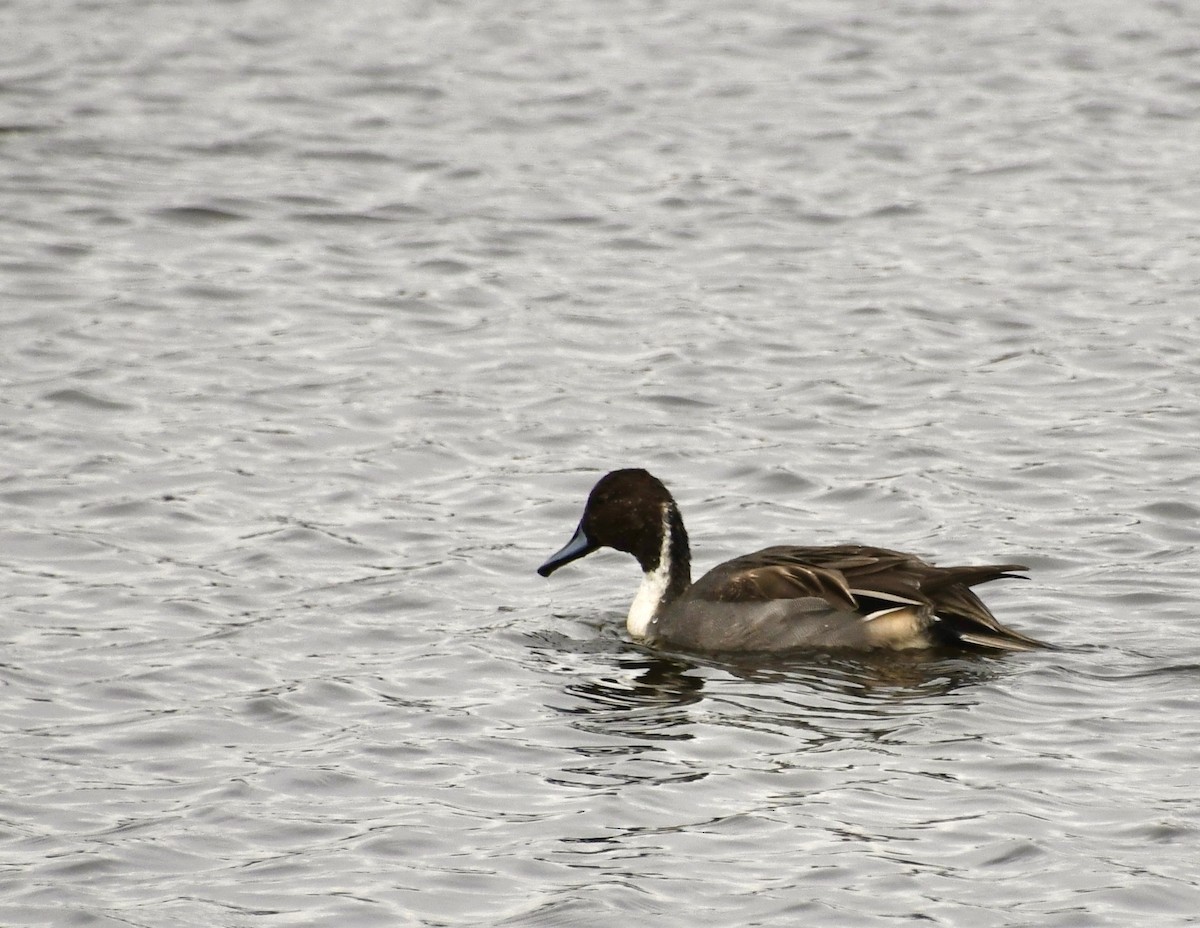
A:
646,544,1036,653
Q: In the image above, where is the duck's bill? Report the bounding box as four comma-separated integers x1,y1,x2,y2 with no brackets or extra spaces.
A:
537,524,597,577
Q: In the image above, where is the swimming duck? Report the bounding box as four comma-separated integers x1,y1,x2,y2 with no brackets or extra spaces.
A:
538,469,1042,653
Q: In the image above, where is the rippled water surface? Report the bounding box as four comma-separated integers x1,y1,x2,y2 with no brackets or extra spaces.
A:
4,0,1200,924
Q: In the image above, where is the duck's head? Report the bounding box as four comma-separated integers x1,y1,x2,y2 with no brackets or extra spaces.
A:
537,469,678,576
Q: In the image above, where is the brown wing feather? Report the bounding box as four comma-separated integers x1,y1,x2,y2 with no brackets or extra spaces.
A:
688,544,1040,651
687,547,858,611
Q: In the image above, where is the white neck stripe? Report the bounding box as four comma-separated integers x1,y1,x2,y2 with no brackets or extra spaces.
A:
626,508,672,639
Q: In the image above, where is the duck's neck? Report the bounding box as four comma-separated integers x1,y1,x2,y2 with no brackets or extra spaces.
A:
626,503,691,639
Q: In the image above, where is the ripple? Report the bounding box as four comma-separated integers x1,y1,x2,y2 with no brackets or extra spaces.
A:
152,205,248,225
40,388,133,410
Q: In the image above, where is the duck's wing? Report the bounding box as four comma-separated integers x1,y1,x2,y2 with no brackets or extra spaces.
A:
687,546,861,611
690,544,1041,651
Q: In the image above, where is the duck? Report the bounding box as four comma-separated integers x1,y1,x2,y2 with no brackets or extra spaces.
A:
537,469,1043,653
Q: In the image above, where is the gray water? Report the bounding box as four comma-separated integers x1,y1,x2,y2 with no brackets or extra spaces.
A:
3,0,1200,924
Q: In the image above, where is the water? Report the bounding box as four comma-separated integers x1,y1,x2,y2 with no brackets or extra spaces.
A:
3,0,1200,924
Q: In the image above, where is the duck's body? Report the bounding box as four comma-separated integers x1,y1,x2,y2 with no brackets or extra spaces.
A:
538,469,1042,654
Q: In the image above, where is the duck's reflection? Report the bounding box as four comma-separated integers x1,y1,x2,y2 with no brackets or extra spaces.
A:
560,652,705,717
718,647,1006,696
535,623,1020,752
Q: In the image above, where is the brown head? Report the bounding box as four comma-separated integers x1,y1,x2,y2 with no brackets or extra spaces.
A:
537,469,687,576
